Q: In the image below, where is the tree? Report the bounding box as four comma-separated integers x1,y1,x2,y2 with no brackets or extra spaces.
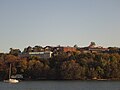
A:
109,54,120,79
60,60,85,79
26,60,42,79
4,54,18,63
0,61,7,80
9,48,21,56
4,54,19,76
74,44,78,48
23,46,33,53
96,66,104,79
18,58,28,73
89,42,96,47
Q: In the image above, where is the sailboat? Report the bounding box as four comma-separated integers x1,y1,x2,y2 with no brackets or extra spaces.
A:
4,64,19,83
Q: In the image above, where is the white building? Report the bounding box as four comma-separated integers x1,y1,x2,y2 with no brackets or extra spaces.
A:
29,51,53,59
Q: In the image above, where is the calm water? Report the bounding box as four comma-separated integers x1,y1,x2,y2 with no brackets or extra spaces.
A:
0,81,120,90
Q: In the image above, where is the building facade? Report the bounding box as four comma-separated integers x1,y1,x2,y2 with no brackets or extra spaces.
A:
19,51,53,59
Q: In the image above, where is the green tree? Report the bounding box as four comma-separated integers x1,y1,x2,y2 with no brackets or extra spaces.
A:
4,54,19,75
60,60,85,79
18,58,28,74
96,66,104,79
27,60,43,79
0,61,7,80
9,48,21,56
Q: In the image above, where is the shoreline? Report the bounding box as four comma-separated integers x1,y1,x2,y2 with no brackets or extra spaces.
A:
14,78,120,81
2,78,120,82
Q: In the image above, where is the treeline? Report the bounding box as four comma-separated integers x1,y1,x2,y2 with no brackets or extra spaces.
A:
0,52,120,80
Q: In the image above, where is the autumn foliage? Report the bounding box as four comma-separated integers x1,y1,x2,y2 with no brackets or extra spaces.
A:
0,51,120,80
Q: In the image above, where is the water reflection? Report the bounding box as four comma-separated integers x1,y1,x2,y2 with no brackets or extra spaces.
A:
0,81,120,90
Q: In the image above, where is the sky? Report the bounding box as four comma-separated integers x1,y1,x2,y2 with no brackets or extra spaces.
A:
0,0,120,52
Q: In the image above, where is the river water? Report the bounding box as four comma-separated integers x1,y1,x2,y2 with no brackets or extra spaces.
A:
0,80,120,90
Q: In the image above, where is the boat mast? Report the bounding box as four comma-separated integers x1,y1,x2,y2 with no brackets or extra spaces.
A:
9,63,11,79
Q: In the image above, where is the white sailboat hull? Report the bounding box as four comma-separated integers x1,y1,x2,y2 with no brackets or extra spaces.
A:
4,79,19,83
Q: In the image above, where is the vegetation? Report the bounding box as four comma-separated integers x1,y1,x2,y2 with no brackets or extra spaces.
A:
0,46,120,80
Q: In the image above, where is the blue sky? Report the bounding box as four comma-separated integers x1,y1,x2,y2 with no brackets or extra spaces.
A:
0,0,120,52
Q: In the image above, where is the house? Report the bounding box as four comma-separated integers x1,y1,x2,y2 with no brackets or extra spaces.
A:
63,47,76,52
19,53,29,58
19,51,53,59
88,47,109,53
44,46,53,51
80,42,109,53
53,46,77,53
28,51,53,59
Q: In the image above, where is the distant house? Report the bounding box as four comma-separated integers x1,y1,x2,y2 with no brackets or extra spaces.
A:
19,53,29,58
28,51,53,59
80,42,109,53
88,47,109,53
44,46,53,51
53,46,77,53
63,47,77,52
19,51,53,59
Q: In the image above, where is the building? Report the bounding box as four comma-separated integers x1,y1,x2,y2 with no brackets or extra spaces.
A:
88,47,109,53
44,46,54,51
63,47,77,52
28,51,53,59
53,46,77,53
80,42,109,53
19,51,53,59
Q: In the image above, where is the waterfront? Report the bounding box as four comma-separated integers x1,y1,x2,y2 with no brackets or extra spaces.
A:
0,81,120,90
